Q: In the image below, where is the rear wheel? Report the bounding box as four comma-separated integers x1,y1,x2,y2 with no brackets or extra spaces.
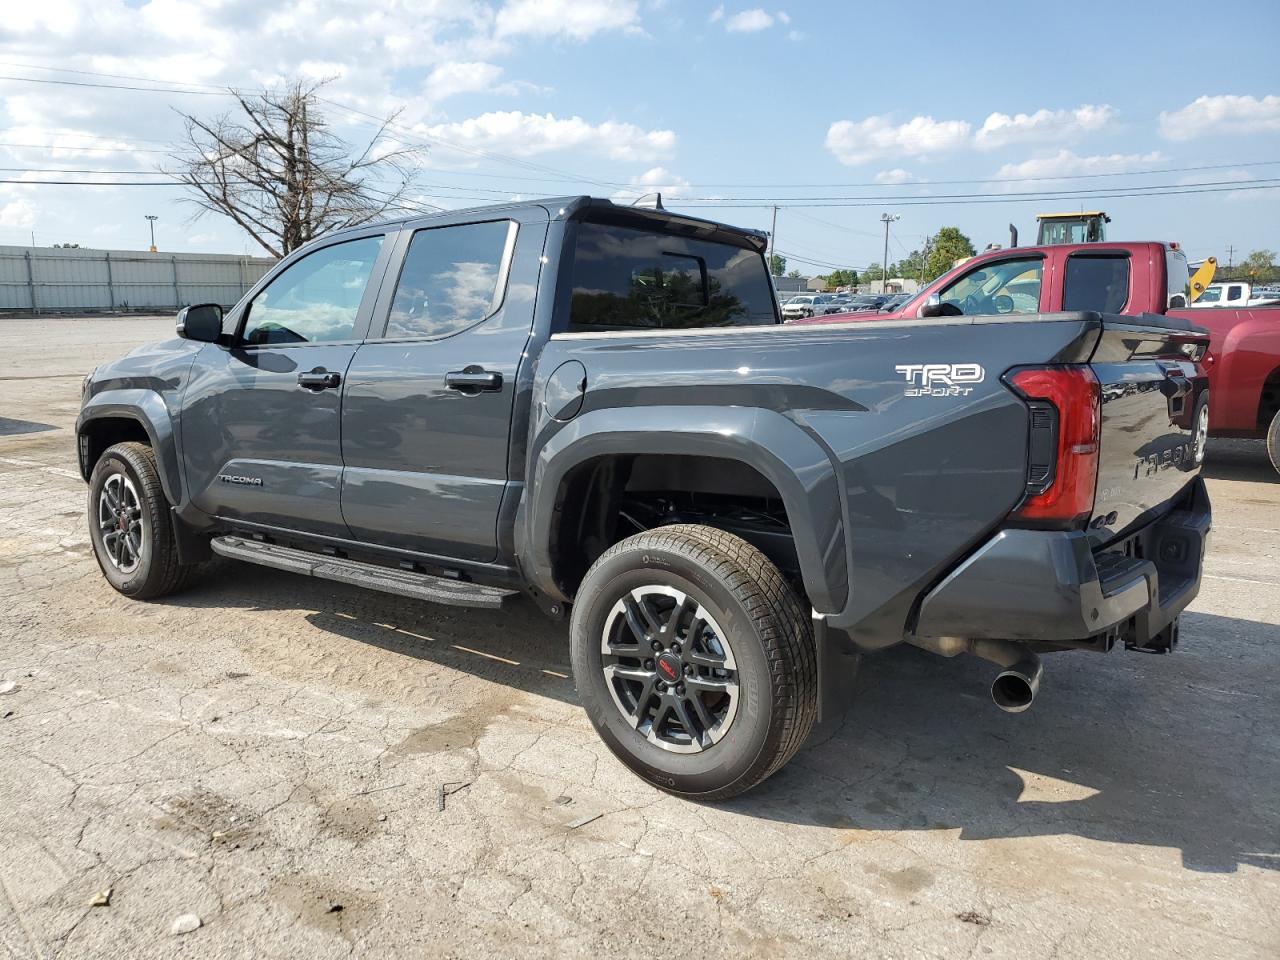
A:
569,524,816,800
1267,408,1280,477
88,442,196,599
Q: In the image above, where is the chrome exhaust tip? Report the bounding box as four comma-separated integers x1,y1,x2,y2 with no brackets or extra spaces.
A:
991,656,1043,714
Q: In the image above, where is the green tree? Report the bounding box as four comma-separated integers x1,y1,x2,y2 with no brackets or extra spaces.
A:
768,253,787,276
861,262,884,282
1239,249,1277,282
786,269,802,278
822,268,859,289
924,227,976,280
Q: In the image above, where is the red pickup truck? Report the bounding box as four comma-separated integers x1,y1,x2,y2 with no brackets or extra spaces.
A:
799,241,1280,473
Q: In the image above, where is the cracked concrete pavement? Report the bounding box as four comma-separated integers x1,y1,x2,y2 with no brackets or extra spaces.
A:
1,316,1277,959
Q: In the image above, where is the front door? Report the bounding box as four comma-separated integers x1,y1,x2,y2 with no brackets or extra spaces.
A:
182,232,391,537
341,215,545,562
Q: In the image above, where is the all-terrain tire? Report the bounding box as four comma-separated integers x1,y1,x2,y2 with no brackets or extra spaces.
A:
569,524,817,800
87,441,197,599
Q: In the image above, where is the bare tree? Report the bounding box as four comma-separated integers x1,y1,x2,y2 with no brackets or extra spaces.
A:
167,80,423,258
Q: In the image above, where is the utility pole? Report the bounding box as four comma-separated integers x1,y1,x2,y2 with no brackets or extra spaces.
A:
769,205,779,274
1226,244,1234,278
920,234,932,286
880,212,899,294
145,214,159,253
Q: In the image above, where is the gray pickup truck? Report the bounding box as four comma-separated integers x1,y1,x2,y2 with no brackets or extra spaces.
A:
77,197,1212,798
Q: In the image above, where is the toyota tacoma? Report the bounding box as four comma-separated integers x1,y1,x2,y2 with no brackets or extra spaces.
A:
77,198,1212,798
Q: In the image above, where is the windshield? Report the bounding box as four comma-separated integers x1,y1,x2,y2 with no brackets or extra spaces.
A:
937,257,1043,315
1197,286,1222,304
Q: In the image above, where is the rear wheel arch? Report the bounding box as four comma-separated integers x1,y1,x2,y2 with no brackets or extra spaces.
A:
525,407,848,614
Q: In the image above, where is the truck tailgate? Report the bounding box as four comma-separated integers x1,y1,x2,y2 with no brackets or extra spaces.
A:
1087,314,1209,548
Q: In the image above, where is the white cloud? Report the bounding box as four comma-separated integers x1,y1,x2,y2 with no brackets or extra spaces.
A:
611,165,691,202
423,62,510,100
825,114,972,166
993,149,1165,182
724,9,776,31
0,193,38,230
420,111,676,161
1158,94,1280,141
975,104,1115,150
709,4,725,22
494,0,641,40
874,168,913,184
827,103,1119,166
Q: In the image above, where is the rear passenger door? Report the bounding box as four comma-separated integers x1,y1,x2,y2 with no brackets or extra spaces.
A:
340,210,548,562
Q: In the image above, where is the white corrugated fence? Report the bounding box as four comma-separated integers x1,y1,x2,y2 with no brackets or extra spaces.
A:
0,245,276,314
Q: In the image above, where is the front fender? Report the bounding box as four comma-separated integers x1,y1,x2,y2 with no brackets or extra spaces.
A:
77,390,184,506
521,405,848,613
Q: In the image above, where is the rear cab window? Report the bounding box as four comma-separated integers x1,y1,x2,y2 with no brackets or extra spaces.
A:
563,220,778,332
1063,254,1131,313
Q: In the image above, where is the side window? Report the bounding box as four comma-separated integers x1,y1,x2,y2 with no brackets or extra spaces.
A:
382,220,515,339
1063,255,1130,313
1227,284,1244,302
937,257,1043,315
242,236,383,345
1166,250,1190,308
566,221,776,332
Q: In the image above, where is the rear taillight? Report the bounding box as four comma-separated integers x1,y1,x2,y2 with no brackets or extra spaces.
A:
1006,366,1101,528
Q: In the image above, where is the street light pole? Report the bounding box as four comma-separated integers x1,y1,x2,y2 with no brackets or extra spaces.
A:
145,214,158,253
880,212,899,295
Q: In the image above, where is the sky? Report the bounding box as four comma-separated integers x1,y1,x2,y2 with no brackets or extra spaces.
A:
1,0,1277,272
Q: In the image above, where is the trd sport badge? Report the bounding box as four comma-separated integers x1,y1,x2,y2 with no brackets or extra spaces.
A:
895,363,985,398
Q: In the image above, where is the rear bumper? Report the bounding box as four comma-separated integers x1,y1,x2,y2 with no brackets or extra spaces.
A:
914,478,1211,651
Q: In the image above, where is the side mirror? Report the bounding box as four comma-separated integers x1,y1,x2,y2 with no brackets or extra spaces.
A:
919,294,944,318
176,303,223,343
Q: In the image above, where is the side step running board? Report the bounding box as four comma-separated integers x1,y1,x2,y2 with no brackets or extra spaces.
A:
210,536,517,610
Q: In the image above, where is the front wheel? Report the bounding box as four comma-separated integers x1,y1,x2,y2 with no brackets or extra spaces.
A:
569,524,817,800
88,442,196,599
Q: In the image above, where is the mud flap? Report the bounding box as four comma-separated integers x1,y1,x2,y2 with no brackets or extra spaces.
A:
815,613,861,724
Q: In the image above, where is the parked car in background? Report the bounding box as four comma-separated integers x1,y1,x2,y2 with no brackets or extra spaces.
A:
795,239,1280,474
74,197,1212,799
780,294,834,320
1191,281,1280,308
880,293,914,312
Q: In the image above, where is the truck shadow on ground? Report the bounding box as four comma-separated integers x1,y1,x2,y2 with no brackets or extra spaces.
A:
175,566,1278,876
739,614,1280,875
1202,438,1276,483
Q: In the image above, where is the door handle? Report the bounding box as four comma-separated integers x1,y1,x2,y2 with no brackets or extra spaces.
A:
297,368,342,391
445,367,503,393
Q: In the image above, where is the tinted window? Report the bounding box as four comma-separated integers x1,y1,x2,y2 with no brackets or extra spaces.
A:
1197,286,1221,303
242,236,383,345
1227,285,1244,301
383,220,514,339
1063,255,1130,313
567,222,776,331
938,257,1042,315
1166,250,1190,308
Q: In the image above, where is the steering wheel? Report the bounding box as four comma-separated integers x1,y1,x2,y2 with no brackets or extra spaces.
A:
992,294,1015,314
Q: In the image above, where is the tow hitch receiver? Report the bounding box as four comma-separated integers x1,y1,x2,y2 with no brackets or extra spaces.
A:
1127,617,1179,654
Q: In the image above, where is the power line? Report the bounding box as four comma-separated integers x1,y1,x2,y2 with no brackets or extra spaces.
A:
0,140,173,154
662,177,1280,204
664,182,1280,209
0,74,228,96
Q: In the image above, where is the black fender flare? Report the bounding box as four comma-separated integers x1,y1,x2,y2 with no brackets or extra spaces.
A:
520,405,848,613
76,390,185,507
